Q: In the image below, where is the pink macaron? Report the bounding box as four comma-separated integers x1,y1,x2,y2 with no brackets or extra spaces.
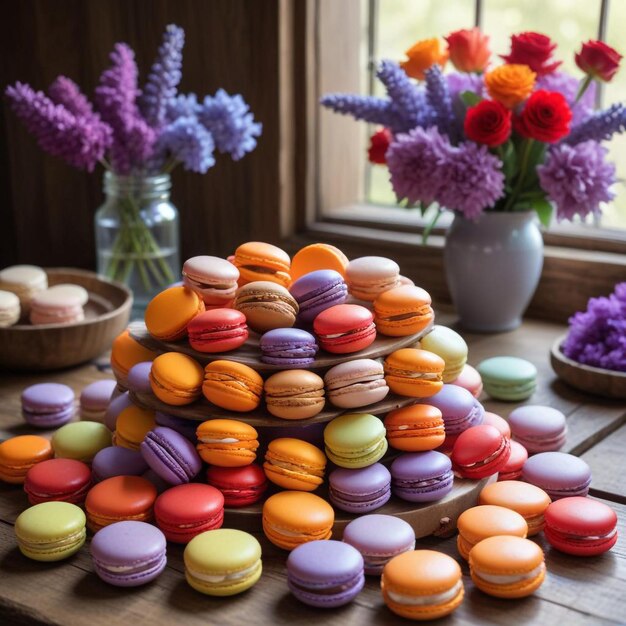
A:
324,359,389,408
182,255,240,307
451,364,483,398
508,405,567,453
29,288,85,325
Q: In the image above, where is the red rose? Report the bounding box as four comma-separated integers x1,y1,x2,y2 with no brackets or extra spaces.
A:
464,100,512,147
514,90,572,143
445,27,491,73
575,40,622,82
501,32,561,76
368,128,392,164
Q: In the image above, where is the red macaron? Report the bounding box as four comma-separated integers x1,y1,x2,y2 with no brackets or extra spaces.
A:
187,309,249,353
498,440,528,481
544,496,618,556
154,483,225,543
23,458,92,505
451,424,511,479
313,304,376,354
206,463,268,507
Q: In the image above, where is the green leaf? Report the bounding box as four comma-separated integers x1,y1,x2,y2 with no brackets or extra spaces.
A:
531,198,553,228
459,90,482,107
501,140,518,183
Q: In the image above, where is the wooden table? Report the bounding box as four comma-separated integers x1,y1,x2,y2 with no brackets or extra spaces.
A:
1,316,625,626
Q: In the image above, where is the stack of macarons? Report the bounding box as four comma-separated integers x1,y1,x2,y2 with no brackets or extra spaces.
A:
0,264,48,315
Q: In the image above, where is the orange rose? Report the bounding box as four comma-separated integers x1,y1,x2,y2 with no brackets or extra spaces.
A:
400,38,448,80
484,64,536,108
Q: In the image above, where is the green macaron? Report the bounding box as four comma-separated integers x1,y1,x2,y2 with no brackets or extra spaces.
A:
477,356,537,401
51,421,112,463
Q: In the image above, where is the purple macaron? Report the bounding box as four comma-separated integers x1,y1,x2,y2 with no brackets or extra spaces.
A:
287,540,364,608
155,411,198,442
508,405,567,453
289,270,348,324
328,463,391,514
103,391,133,431
140,426,202,485
21,383,75,428
80,379,117,422
522,451,591,499
126,362,153,395
90,521,167,587
342,514,416,575
390,451,454,503
91,446,149,482
259,328,318,367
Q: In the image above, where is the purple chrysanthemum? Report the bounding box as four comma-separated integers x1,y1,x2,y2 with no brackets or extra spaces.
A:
48,76,98,120
565,103,626,145
538,141,615,221
5,81,112,172
140,24,185,129
424,65,455,139
154,116,215,173
536,71,596,125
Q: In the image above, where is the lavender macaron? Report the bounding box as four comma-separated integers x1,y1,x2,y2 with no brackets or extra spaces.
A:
155,411,198,442
103,391,133,431
328,463,391,513
522,451,591,500
508,405,567,453
287,540,364,608
80,380,117,422
92,446,149,482
259,328,318,368
126,362,153,395
21,383,75,428
91,521,167,587
289,270,348,324
390,451,454,503
140,426,202,485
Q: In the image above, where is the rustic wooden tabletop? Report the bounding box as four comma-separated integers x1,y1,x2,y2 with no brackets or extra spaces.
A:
1,316,624,626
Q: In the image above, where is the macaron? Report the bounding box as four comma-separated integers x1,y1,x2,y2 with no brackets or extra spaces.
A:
498,440,528,481
112,405,156,450
234,281,299,332
206,464,268,507
381,550,464,620
125,362,153,395
0,289,20,326
80,379,117,422
313,304,376,354
91,446,149,482
264,370,325,419
508,405,567,453
479,480,551,536
155,411,198,442
477,356,537,401
346,256,401,301
384,404,445,451
110,330,158,387
328,463,391,513
264,438,326,491
522,451,592,499
374,285,434,337
390,451,454,502
343,514,416,575
154,483,225,543
104,390,133,431
384,348,445,397
0,435,54,483
469,536,545,598
324,359,389,409
29,287,85,324
182,255,240,306
289,269,348,323
259,328,319,368
456,505,529,561
52,421,112,463
262,491,334,550
90,520,167,586
451,424,511,479
287,540,365,607
15,501,86,561
290,243,349,281
188,309,248,353
483,411,512,439
419,325,468,383
544,496,618,556
184,528,262,595
141,426,203,485
196,419,259,467
451,363,483,398
233,241,291,287
149,352,204,406
85,475,157,532
21,382,75,428
24,458,91,505
145,285,205,341
324,413,388,468
0,264,47,311
46,282,89,306
202,360,263,412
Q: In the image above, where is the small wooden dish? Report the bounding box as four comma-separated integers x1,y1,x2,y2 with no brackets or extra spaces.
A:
0,268,132,371
550,334,626,399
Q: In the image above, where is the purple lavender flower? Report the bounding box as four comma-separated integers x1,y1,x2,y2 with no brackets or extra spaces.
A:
565,103,626,145
536,71,595,125
166,93,200,121
5,81,112,172
95,43,156,174
319,93,404,130
198,89,262,160
154,116,215,173
424,65,455,139
140,24,185,129
538,141,615,221
446,72,485,104
48,76,98,120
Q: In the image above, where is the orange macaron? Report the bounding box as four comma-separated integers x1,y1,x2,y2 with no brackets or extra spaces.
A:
384,349,445,398
112,405,156,450
384,404,445,451
233,242,291,287
0,435,54,484
374,285,434,337
290,243,349,281
196,419,259,467
110,329,158,387
202,360,263,412
150,352,204,406
264,438,326,491
145,286,205,341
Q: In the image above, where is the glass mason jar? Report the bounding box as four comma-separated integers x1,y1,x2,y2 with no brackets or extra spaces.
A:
95,172,180,313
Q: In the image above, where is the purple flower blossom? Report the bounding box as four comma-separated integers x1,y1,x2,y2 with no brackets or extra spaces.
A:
95,43,156,174
5,81,111,172
446,72,485,104
319,92,404,130
166,93,200,121
538,141,615,221
140,24,185,129
198,89,262,160
424,65,455,139
154,116,215,173
536,71,595,125
48,76,98,120
562,282,626,372
565,103,626,145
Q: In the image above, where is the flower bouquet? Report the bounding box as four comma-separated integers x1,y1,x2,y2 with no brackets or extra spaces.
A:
5,24,261,296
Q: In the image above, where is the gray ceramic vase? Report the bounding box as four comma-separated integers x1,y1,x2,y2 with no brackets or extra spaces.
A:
444,211,543,332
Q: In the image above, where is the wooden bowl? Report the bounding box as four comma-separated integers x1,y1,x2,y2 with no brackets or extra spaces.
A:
550,334,626,399
0,268,132,371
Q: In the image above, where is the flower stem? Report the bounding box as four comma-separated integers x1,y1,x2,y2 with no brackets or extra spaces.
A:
574,75,593,105
503,138,534,212
422,206,443,244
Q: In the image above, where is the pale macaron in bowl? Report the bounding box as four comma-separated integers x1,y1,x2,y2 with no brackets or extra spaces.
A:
29,287,86,325
0,290,21,327
0,264,47,312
